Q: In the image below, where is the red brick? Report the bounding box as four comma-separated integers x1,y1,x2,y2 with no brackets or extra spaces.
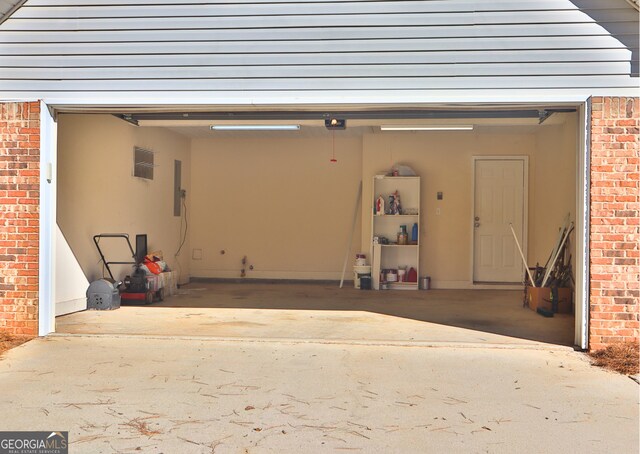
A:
589,96,640,351
0,102,39,336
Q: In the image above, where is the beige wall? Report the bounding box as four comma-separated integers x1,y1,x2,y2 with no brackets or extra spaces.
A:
57,114,191,284
360,116,577,288
189,134,363,280
532,118,577,270
57,114,575,288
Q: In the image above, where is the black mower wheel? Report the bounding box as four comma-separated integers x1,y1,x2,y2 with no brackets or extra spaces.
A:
157,288,165,302
145,291,154,305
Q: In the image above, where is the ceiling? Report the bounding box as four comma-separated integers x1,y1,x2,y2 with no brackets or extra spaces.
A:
147,113,575,139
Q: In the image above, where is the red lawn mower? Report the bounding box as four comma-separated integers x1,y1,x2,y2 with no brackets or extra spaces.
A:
93,233,164,305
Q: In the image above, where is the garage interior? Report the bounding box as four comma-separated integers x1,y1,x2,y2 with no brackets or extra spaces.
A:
53,107,579,346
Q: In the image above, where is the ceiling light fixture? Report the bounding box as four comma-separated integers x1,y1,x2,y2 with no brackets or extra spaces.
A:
210,124,300,131
380,125,474,131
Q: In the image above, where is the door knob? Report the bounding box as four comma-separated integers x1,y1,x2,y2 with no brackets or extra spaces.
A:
474,222,480,228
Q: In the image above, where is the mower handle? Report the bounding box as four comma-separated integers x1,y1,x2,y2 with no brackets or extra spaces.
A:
93,233,137,281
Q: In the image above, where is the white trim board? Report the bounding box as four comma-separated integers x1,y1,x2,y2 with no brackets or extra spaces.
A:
2,88,638,108
575,102,590,350
38,100,57,337
55,298,86,317
432,281,523,291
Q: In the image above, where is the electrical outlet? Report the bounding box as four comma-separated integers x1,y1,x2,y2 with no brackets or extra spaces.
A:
192,249,203,260
436,208,441,216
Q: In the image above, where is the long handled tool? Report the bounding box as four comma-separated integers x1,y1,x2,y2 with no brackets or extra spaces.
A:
543,227,564,272
339,181,362,288
510,223,536,287
541,222,574,288
543,214,571,272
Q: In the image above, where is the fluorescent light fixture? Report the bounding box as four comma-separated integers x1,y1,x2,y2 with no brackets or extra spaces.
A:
210,124,300,131
380,125,474,131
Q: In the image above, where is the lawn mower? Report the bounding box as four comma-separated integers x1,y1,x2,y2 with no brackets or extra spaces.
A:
92,233,163,306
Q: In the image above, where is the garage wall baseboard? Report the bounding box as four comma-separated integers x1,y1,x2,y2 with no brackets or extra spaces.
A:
191,277,348,286
55,298,87,317
433,280,522,291
190,270,346,281
190,277,521,291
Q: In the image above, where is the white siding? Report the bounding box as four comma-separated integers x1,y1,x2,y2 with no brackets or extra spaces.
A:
0,0,637,105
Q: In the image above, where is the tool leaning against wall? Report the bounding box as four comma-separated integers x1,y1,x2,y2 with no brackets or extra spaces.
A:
510,214,575,316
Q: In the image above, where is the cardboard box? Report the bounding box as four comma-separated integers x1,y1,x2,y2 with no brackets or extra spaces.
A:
146,274,161,292
160,271,178,296
527,287,573,314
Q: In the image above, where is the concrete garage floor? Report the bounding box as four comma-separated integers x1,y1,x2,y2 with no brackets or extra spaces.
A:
57,283,575,347
1,336,637,453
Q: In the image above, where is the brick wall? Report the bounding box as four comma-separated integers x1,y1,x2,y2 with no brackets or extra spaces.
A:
0,102,40,336
589,97,639,350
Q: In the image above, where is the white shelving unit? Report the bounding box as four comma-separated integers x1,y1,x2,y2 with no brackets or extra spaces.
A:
371,176,420,290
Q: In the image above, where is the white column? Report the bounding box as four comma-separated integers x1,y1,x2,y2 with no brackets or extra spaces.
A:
38,101,57,336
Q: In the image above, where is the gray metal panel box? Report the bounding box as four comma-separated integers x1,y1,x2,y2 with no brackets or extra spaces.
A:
87,279,121,310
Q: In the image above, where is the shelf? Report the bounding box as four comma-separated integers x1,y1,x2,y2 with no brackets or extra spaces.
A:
382,282,419,290
371,175,420,291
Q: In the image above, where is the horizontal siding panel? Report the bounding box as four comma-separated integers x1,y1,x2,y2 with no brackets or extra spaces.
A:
23,0,420,3
0,23,637,42
0,0,636,100
0,75,635,91
2,11,635,31
0,62,630,80
0,49,632,67
12,3,637,18
18,0,626,12
18,0,633,8
0,36,631,56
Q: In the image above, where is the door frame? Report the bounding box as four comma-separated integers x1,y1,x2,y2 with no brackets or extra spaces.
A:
36,101,589,349
471,155,529,285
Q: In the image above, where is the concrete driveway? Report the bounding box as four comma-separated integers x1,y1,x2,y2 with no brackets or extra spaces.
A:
0,336,637,453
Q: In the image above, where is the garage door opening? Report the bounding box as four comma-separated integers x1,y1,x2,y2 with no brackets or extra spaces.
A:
52,107,582,347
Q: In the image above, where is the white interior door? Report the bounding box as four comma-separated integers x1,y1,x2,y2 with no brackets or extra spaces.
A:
473,158,526,283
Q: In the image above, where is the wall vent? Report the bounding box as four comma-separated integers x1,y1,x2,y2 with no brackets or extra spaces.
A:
133,147,154,180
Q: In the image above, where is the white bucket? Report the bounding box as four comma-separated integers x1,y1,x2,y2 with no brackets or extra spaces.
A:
353,265,371,274
353,266,372,289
